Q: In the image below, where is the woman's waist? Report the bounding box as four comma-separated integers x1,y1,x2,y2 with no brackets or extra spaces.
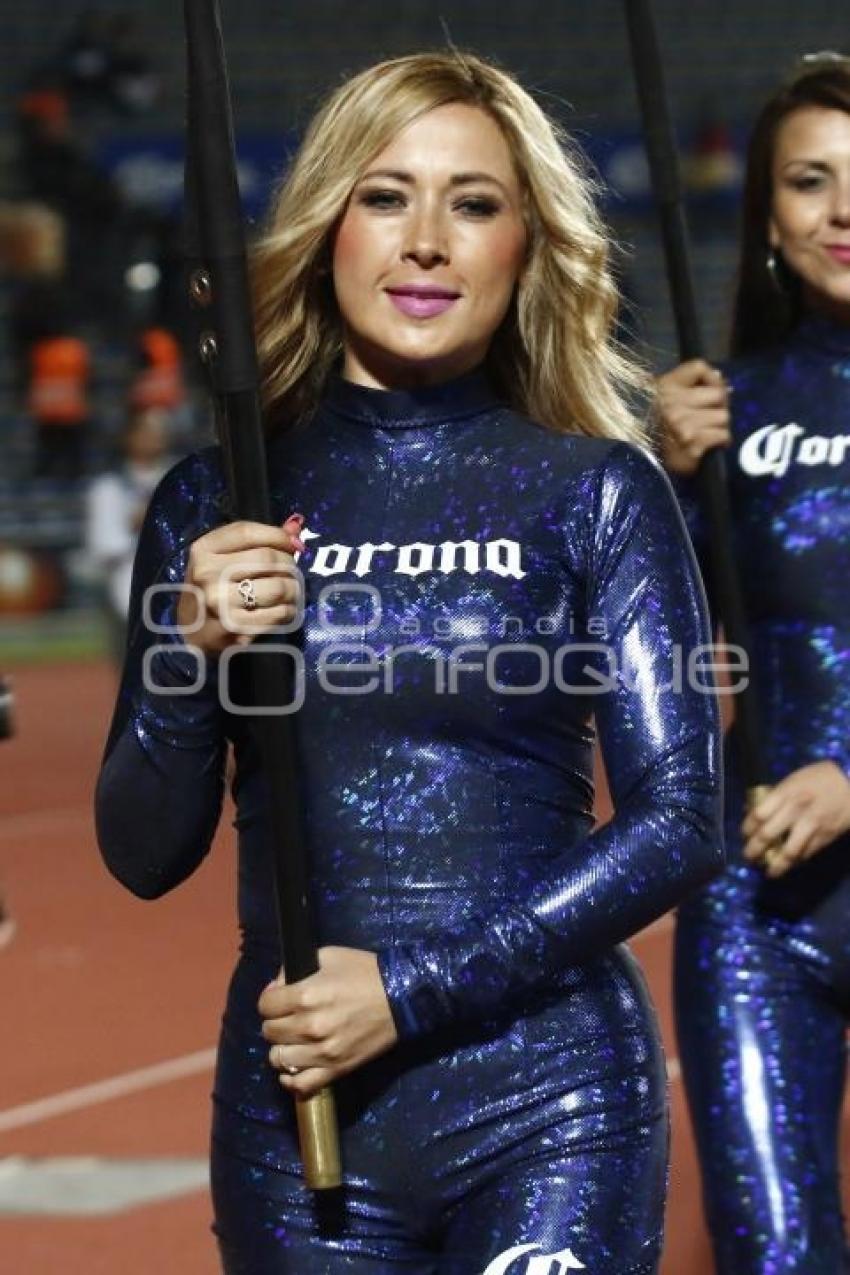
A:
224,940,657,1054
235,801,593,945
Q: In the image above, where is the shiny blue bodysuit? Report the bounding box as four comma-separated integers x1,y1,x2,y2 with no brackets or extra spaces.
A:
96,370,721,1274
674,316,850,1273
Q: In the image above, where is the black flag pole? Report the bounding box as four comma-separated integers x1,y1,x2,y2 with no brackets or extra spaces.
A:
623,0,770,805
183,0,340,1189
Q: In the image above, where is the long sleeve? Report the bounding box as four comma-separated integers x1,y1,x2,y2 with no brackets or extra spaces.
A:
378,443,724,1040
95,450,229,899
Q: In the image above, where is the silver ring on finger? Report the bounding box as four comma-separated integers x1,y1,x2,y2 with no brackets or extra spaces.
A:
272,1044,299,1075
237,578,258,611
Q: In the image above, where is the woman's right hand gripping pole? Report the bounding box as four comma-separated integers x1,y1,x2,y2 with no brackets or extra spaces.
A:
177,513,307,654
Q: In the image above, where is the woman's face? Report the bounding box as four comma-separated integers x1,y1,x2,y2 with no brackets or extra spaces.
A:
332,102,528,389
770,105,850,318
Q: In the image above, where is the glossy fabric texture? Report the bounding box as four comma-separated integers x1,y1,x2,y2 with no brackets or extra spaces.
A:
674,316,850,1273
97,369,721,1273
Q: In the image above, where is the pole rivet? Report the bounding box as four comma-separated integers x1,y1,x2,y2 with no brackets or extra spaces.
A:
190,269,213,306
199,331,218,363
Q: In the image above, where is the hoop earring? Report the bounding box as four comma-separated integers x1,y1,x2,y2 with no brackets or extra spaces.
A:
766,249,784,293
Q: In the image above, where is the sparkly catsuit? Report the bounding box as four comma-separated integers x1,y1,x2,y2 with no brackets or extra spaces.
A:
673,316,850,1273
96,370,722,1274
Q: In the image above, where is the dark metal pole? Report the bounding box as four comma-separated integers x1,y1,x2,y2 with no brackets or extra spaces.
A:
183,0,340,1189
624,0,769,794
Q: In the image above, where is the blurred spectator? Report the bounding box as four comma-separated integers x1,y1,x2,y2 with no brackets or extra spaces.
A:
55,8,113,112
15,84,126,325
85,405,172,663
12,18,168,339
0,206,93,480
41,8,159,119
27,329,92,480
130,327,187,413
15,87,117,220
105,14,160,116
3,197,69,375
0,201,64,279
8,269,91,480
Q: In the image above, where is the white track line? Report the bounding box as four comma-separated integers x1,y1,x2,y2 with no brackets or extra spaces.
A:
0,1048,216,1134
0,1040,680,1137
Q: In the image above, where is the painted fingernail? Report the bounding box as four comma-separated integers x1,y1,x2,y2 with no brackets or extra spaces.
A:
291,537,307,554
284,513,305,528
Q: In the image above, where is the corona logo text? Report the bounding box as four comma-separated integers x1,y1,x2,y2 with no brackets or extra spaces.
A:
738,422,850,478
296,528,526,580
481,1242,587,1274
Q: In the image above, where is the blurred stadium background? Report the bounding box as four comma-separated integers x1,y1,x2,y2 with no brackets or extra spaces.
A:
1,4,848,1272
0,0,847,645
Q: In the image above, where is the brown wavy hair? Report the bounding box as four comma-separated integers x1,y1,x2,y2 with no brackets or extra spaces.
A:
251,49,648,444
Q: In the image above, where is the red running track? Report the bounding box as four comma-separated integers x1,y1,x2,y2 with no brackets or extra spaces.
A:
0,661,845,1272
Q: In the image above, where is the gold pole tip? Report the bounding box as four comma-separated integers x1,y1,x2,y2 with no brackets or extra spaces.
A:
295,1087,342,1191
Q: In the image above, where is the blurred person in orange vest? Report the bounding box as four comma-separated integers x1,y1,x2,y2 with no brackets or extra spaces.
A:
27,329,91,480
129,327,186,413
0,197,90,483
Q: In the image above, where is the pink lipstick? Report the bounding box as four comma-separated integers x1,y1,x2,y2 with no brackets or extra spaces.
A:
826,244,850,264
385,287,459,318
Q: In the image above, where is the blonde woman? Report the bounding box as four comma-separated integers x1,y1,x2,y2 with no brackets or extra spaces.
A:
96,52,721,1274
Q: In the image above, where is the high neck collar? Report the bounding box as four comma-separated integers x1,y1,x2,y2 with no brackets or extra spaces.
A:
323,365,501,428
796,312,850,358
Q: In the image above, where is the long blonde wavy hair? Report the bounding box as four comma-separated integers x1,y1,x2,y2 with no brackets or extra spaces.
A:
252,50,648,445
